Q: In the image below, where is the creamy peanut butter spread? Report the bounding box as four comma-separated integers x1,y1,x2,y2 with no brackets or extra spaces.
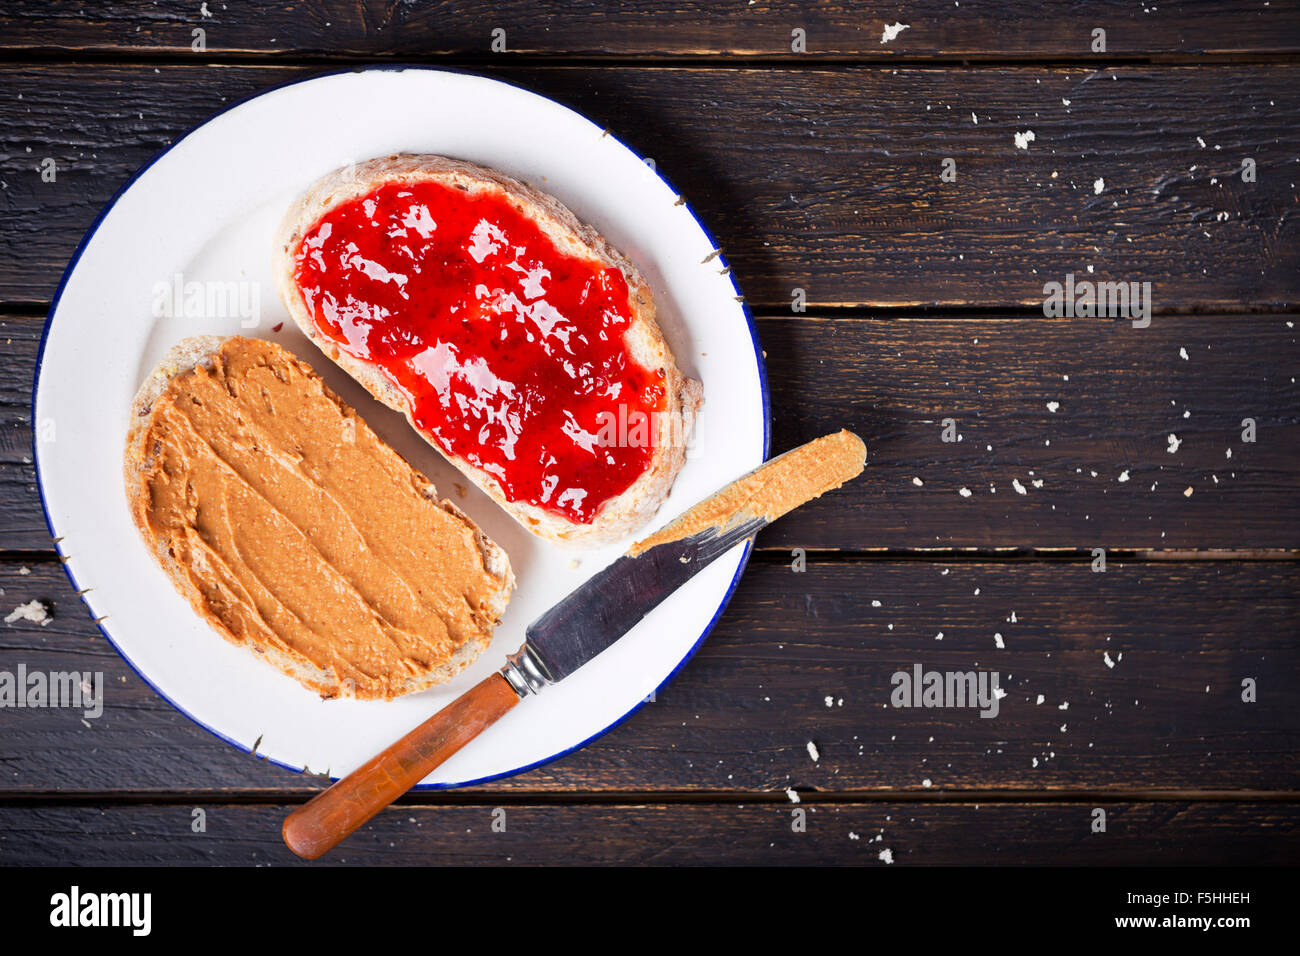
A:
628,430,866,556
130,337,511,700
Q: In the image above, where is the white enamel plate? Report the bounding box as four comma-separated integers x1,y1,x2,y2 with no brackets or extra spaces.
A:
34,68,769,787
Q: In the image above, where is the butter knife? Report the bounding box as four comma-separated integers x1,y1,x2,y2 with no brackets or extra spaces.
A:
282,429,866,859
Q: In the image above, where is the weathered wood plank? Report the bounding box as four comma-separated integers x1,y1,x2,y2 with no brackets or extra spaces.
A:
4,313,1296,551
2,1,1297,59
760,313,1300,550
1,64,1296,308
0,801,1295,866
1,559,1295,795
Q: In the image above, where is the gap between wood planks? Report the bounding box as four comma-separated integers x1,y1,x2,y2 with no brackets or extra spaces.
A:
1,50,1298,69
0,789,1296,808
747,549,1300,562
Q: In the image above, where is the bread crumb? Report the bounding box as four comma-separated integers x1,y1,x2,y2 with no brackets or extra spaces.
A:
880,21,910,43
5,599,51,626
878,848,894,864
806,741,820,762
1014,130,1036,150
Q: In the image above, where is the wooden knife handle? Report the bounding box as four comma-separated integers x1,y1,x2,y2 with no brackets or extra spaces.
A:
282,672,520,860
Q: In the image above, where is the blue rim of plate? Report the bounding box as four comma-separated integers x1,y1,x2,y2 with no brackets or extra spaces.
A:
31,65,771,790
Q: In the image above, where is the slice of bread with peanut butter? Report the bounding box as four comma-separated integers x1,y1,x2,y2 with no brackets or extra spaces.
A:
124,335,514,701
274,154,702,549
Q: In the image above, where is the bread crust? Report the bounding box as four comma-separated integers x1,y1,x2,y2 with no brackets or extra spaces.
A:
273,154,702,548
124,335,515,700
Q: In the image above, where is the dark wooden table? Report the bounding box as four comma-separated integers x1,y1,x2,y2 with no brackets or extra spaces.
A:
0,1,1297,866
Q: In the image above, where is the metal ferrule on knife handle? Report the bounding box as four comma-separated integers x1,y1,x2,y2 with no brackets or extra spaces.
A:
500,643,554,697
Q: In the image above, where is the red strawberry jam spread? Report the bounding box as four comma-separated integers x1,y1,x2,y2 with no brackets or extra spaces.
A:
291,180,666,525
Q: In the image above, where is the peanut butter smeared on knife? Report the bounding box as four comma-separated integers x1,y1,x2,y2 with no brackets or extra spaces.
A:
629,430,866,556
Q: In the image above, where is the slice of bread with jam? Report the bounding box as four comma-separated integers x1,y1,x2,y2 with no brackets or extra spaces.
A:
274,155,702,549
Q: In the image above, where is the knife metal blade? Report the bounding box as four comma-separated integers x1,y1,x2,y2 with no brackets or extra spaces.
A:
500,429,866,697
